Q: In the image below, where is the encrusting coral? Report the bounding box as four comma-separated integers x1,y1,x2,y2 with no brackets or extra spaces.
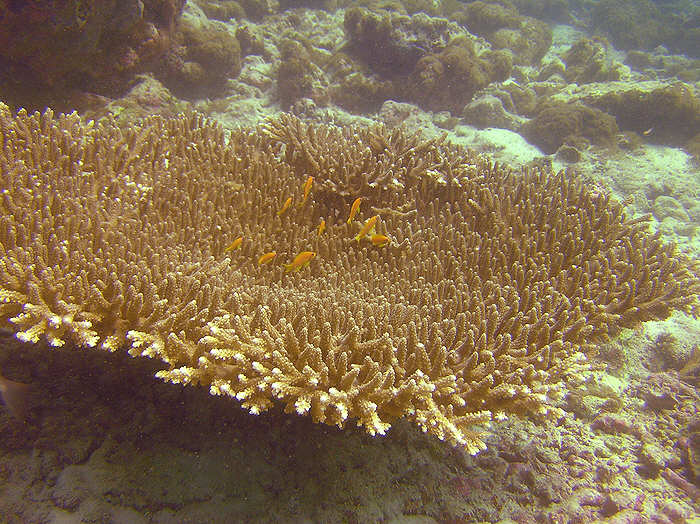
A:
1,104,698,452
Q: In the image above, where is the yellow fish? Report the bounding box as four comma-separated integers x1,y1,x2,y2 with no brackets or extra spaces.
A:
355,215,378,242
300,176,313,206
224,236,243,252
370,234,390,247
347,197,362,224
317,219,326,236
278,196,292,216
258,251,277,265
285,251,316,272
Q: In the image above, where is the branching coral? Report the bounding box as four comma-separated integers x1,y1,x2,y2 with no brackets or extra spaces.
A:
0,104,697,452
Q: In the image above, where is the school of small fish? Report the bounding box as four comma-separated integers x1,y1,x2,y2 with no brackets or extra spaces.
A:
224,176,391,273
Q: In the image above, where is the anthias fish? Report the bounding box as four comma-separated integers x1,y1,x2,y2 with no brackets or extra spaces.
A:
355,215,378,242
300,176,313,206
224,236,243,252
370,234,390,247
284,251,316,272
347,197,362,224
258,251,277,265
278,196,292,216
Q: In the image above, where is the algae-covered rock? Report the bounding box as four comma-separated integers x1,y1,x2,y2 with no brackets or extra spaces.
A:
237,0,280,19
521,99,619,154
489,16,552,65
462,94,525,130
0,0,185,109
163,10,242,97
344,7,421,77
687,132,700,166
406,37,512,113
276,38,315,108
330,72,395,113
194,0,246,21
343,7,460,78
453,0,521,34
563,38,628,84
591,0,671,51
588,83,700,145
486,81,537,116
450,1,552,65
625,49,700,82
509,0,570,22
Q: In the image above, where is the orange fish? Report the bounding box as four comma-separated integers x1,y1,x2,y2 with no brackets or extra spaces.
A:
317,219,326,236
355,215,378,242
258,251,277,265
300,176,313,206
370,234,390,247
284,251,316,272
224,236,243,252
347,197,362,224
278,196,292,216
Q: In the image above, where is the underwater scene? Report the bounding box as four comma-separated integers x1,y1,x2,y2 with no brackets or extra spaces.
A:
0,0,699,522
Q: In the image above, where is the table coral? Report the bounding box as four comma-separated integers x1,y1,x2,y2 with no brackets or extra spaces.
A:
0,106,697,452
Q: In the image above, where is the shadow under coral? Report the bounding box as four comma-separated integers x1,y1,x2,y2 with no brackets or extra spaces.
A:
0,333,475,523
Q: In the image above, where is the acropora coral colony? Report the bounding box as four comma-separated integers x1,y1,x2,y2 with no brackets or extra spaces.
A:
0,104,697,452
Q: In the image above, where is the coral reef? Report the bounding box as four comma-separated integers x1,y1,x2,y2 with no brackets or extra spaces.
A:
1,106,698,453
0,0,185,109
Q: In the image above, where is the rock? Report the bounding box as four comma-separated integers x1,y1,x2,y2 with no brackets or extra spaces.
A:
653,195,690,221
637,442,669,477
462,95,525,130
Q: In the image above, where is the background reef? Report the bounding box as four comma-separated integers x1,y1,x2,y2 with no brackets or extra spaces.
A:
1,0,700,523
